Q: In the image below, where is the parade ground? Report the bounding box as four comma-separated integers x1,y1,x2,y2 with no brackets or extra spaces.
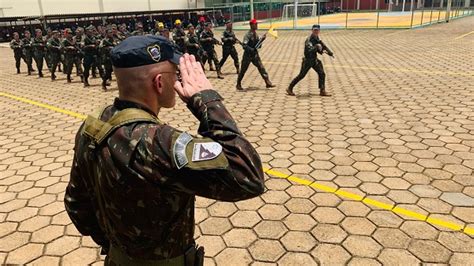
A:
1,16,474,265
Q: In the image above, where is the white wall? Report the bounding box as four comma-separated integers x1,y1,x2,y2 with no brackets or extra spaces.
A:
0,0,200,17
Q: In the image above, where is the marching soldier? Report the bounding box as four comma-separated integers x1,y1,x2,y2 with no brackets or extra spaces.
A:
131,22,146,36
200,23,223,79
172,19,186,53
74,27,85,80
46,30,62,81
44,28,53,71
32,29,46,78
10,32,24,74
219,21,240,74
118,24,131,39
196,17,215,71
154,22,165,36
185,24,203,67
287,24,333,97
83,25,100,87
62,28,78,83
22,30,35,75
99,28,116,91
236,19,275,91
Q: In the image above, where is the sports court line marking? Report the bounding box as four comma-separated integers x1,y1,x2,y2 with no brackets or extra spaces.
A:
454,30,474,40
264,61,474,77
1,91,472,236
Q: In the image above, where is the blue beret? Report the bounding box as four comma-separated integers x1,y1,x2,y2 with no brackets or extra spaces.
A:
111,35,182,68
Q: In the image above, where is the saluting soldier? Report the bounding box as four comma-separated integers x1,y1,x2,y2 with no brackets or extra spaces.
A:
64,36,265,265
219,21,240,74
62,28,78,83
200,23,223,79
287,24,333,97
172,19,186,53
99,28,117,91
236,19,275,91
10,32,24,74
32,29,46,78
22,30,35,75
46,30,62,81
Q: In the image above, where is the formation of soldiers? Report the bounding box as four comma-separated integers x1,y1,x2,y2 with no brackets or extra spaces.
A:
10,18,333,94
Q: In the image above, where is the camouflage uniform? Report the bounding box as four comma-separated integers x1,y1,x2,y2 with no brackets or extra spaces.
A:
82,33,101,86
99,36,116,90
185,31,203,66
9,38,24,73
65,91,264,263
32,35,47,77
237,30,273,90
46,36,62,80
200,30,223,78
21,36,35,75
172,27,186,53
62,36,78,82
74,31,85,77
288,35,333,95
196,22,214,71
219,29,240,73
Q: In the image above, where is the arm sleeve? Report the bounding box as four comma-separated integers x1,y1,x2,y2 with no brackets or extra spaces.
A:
64,141,109,250
133,90,265,202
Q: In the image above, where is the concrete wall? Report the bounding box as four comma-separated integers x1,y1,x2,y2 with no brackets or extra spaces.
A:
0,0,204,17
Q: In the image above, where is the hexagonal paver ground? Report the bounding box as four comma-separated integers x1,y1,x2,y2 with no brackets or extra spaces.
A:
1,16,474,264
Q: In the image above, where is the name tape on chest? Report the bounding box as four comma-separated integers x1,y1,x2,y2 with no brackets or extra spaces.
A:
173,132,193,169
192,142,223,162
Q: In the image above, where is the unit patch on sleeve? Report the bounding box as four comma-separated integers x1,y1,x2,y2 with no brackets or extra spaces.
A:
192,142,223,162
173,132,193,169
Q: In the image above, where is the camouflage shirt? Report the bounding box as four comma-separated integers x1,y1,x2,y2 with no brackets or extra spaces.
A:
242,30,263,55
222,30,238,47
10,39,22,53
65,90,265,260
304,35,333,59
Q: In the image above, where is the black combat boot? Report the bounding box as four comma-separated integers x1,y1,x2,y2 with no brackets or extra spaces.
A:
286,85,296,96
16,68,20,74
27,69,31,75
83,77,90,87
217,71,224,79
236,83,244,91
320,89,331,97
264,78,276,88
67,75,72,83
80,75,84,83
38,71,44,78
102,80,107,91
51,73,56,81
236,66,240,74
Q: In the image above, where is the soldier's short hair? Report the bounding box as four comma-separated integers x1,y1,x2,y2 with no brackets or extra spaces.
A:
35,28,42,33
76,27,84,32
187,24,194,29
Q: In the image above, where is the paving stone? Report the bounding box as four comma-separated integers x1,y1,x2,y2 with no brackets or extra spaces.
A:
452,207,474,223
347,257,381,266
341,217,376,236
257,204,289,220
408,240,452,263
249,239,285,262
223,228,257,248
283,213,317,231
230,211,261,228
337,201,370,217
62,247,98,266
5,243,43,264
31,225,64,243
195,235,225,257
208,202,237,217
17,215,50,232
200,217,232,235
278,252,319,266
449,253,474,265
377,249,420,265
0,222,18,238
280,231,317,252
343,235,382,258
437,231,474,253
45,236,80,256
440,192,474,206
215,248,253,266
311,244,351,265
311,207,345,224
254,220,288,239
0,232,30,252
311,224,347,244
30,255,61,265
373,228,411,249
367,211,403,228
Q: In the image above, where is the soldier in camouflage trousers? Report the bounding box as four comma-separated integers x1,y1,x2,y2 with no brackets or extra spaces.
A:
62,28,78,83
32,29,46,78
65,37,264,266
46,30,62,81
200,23,224,79
10,32,24,74
21,30,35,75
219,21,240,74
99,29,117,91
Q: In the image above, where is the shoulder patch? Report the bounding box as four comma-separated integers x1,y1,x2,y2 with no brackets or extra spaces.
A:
192,142,223,162
173,132,193,169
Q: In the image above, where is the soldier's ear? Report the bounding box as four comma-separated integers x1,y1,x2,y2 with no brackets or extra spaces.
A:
153,73,163,95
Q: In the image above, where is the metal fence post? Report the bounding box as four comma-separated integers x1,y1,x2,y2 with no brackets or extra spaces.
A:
410,3,415,28
376,0,380,28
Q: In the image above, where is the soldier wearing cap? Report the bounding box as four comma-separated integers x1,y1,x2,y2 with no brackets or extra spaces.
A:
172,19,186,53
83,25,101,87
196,17,215,71
32,28,46,78
236,19,275,90
10,32,24,74
99,28,117,91
22,30,36,75
219,20,240,74
185,24,203,67
46,30,62,81
131,22,146,36
287,24,334,96
154,22,165,37
64,35,265,265
62,28,78,83
74,27,85,79
200,22,224,79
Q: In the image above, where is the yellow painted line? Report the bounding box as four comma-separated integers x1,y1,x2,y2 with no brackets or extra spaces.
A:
0,92,87,120
454,30,474,40
1,91,473,236
263,167,474,236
